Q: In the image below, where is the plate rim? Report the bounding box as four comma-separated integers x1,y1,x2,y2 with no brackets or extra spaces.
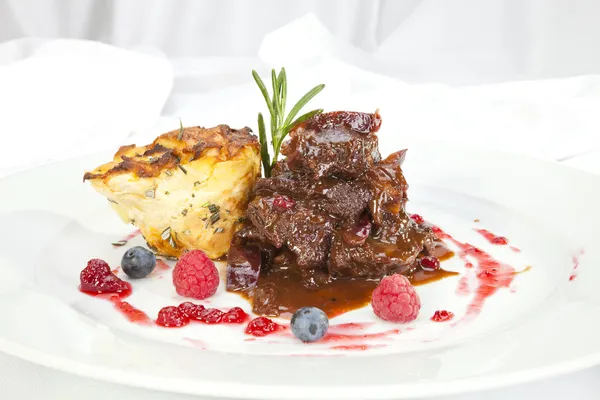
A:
2,334,600,399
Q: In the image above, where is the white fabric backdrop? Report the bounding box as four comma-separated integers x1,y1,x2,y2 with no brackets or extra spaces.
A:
1,0,600,85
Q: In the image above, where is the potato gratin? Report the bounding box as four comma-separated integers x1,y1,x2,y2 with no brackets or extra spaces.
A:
84,124,260,259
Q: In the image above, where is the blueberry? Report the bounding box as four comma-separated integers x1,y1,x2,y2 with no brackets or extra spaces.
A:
121,246,156,279
291,306,329,343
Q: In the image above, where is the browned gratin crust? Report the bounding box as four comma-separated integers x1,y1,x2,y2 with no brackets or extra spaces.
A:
84,125,259,181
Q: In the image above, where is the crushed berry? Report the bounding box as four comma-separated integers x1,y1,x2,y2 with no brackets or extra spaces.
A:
410,214,424,224
80,259,131,295
431,310,454,322
178,302,205,319
272,195,296,210
222,307,249,323
420,256,440,271
475,228,509,245
245,317,283,337
196,308,225,324
156,306,190,327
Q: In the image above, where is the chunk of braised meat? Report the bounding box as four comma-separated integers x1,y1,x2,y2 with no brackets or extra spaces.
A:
328,232,416,279
340,213,372,246
226,244,261,292
361,149,408,223
246,196,293,248
301,110,382,134
281,111,382,179
287,210,335,268
246,196,335,268
254,173,371,221
328,208,436,278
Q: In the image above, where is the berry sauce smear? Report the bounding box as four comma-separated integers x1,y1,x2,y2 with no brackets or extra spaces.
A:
433,226,520,319
474,229,508,245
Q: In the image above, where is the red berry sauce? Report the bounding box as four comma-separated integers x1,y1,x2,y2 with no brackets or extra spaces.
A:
245,317,285,337
433,226,517,319
456,275,470,296
323,329,400,343
431,310,454,322
474,229,508,245
315,322,400,346
569,250,585,282
156,259,170,271
109,296,151,324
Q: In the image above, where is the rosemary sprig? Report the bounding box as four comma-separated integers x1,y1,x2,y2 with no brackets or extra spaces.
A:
252,68,324,177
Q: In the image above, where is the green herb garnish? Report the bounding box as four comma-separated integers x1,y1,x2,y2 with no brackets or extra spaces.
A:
252,68,324,177
209,213,220,225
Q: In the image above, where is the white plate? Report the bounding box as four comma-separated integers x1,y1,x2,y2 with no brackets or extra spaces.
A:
0,142,598,400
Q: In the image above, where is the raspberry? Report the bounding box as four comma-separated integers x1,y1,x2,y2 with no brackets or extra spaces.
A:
371,274,421,323
156,306,190,327
173,250,219,299
80,259,130,295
